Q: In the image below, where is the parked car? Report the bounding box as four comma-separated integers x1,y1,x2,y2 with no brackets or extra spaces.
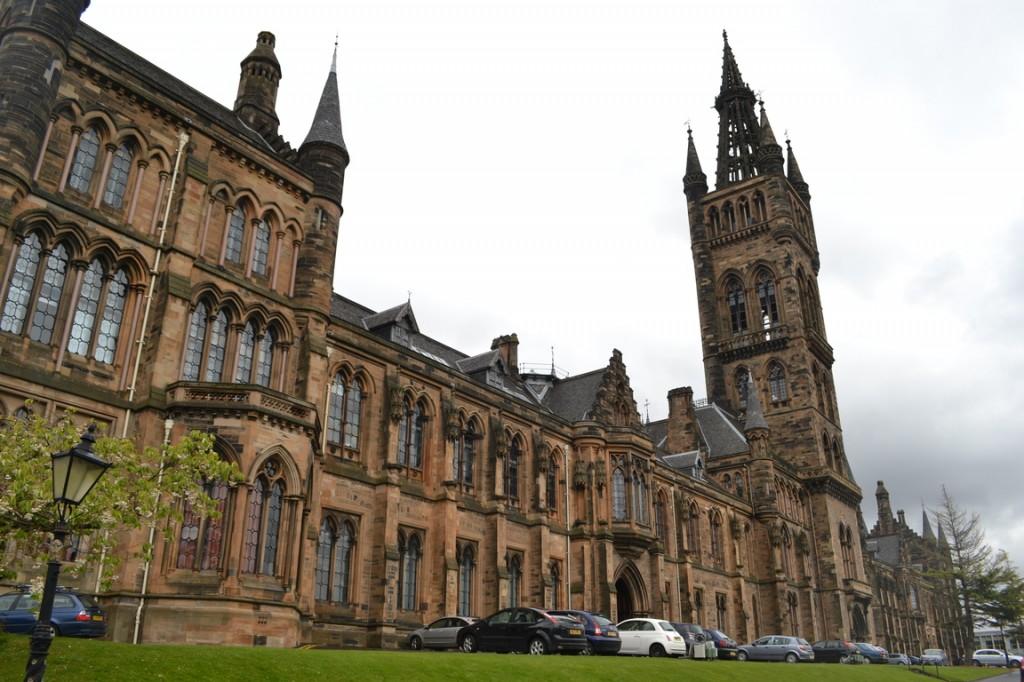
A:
702,628,739,659
737,635,814,662
921,648,949,665
458,607,587,655
812,639,859,663
854,642,889,664
670,622,707,650
616,618,687,657
972,649,1023,668
887,652,912,665
547,610,621,655
908,654,922,665
408,616,477,650
0,587,106,637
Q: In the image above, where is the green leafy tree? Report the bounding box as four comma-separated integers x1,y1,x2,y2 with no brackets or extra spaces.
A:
0,409,242,585
973,553,1024,666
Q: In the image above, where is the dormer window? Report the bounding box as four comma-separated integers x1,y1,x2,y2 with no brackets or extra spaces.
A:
486,369,503,388
390,325,409,347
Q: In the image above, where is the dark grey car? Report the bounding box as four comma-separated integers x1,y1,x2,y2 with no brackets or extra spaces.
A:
408,616,477,650
737,635,815,662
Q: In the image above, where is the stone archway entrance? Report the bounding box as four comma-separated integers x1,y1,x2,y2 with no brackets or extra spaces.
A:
614,562,648,621
851,603,868,641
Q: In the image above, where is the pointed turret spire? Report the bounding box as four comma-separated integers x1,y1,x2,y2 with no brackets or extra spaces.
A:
302,44,347,152
683,125,708,200
743,371,769,432
937,522,949,547
714,31,760,189
756,101,784,175
786,137,811,204
922,507,937,542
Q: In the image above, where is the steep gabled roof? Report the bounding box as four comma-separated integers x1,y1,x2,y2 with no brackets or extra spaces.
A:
362,301,419,333
544,369,605,422
695,404,749,457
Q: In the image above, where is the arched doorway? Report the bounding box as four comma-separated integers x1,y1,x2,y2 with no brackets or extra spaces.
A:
614,562,648,621
851,603,868,641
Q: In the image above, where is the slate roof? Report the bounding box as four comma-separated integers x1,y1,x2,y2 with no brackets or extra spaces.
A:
695,404,749,457
363,302,418,332
645,418,669,452
302,65,347,151
866,535,901,567
77,23,284,158
543,369,606,422
456,350,502,375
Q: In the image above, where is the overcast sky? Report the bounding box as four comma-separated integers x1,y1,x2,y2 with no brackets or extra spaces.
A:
84,1,1024,568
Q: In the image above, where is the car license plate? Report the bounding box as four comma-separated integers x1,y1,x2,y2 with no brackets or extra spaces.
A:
92,615,104,621
608,632,618,638
568,628,582,636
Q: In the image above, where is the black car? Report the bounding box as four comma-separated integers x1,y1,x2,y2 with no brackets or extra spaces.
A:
0,587,106,638
812,639,859,663
459,607,588,655
703,628,740,659
855,642,889,664
547,610,621,655
670,622,707,650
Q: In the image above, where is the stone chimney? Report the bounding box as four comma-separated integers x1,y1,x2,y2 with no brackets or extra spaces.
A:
666,387,699,453
491,334,519,377
897,509,907,528
875,480,894,534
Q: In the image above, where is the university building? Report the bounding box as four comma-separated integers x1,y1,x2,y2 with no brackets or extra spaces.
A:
0,1,964,654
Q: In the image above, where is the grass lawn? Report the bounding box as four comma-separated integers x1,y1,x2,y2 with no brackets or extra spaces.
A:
0,635,1011,681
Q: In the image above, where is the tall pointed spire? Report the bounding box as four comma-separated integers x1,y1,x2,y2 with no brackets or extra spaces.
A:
743,371,769,432
302,42,347,152
755,101,784,175
922,506,937,542
683,125,708,200
937,521,949,547
786,137,811,204
715,30,760,189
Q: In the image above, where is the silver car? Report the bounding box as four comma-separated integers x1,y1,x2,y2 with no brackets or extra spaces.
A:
972,649,1023,668
408,616,478,651
738,635,815,662
922,648,949,665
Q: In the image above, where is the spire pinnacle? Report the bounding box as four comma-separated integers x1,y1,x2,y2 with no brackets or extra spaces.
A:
743,371,769,432
755,100,784,175
714,31,760,188
922,506,937,542
786,137,811,204
302,44,347,152
331,33,338,74
683,125,708,200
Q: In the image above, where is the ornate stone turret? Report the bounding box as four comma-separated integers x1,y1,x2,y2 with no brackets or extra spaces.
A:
234,31,282,136
786,137,811,204
875,480,894,534
755,102,785,175
0,0,90,205
683,127,708,201
298,44,349,206
715,31,760,188
743,372,770,457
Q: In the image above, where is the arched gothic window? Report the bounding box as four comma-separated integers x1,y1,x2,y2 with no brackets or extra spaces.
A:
204,310,229,381
504,436,521,503
1,233,43,334
655,493,668,542
181,302,208,381
735,474,745,498
327,373,364,451
242,458,287,576
68,128,100,193
453,419,477,486
726,277,748,334
251,219,271,276
687,503,701,560
457,544,475,616
550,561,561,610
254,326,275,387
832,440,843,475
631,475,648,525
722,202,737,232
507,554,522,607
315,517,355,603
29,242,68,344
780,527,792,575
102,143,134,208
545,455,558,513
234,321,256,383
397,399,425,470
224,207,246,264
738,196,752,225
755,270,780,327
66,261,130,364
710,511,724,566
707,207,721,237
612,468,627,521
753,191,767,222
175,478,231,571
398,531,421,611
768,362,788,402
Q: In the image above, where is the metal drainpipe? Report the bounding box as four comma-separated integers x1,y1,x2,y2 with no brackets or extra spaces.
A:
564,447,571,609
91,130,188,598
132,417,173,644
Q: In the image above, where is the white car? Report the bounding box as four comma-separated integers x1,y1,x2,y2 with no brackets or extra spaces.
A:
616,618,687,657
972,649,1023,668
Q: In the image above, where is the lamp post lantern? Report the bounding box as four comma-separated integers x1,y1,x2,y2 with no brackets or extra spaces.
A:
25,424,111,682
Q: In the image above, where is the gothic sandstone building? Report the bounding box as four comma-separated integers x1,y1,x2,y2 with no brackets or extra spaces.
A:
0,1,964,655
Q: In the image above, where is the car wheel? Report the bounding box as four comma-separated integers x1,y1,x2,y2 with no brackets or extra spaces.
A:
409,636,422,651
649,644,666,658
528,637,548,656
1011,660,1022,669
863,658,871,664
578,643,593,656
460,633,477,653
972,659,982,667
785,652,798,664
737,651,748,662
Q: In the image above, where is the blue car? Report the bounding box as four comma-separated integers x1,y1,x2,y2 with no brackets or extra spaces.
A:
548,610,622,655
0,588,106,637
854,642,889,664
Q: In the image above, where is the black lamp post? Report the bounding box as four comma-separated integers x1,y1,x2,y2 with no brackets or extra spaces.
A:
24,425,111,682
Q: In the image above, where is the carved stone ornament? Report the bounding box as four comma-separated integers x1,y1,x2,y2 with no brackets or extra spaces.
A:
729,515,743,540
588,350,643,429
591,460,607,489
442,398,460,441
797,531,810,555
573,460,588,489
493,426,508,459
768,522,783,547
387,379,404,423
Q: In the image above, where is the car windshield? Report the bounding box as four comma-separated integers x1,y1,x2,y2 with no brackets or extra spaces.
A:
798,639,810,646
924,649,943,655
658,621,675,631
77,594,97,608
593,616,613,627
